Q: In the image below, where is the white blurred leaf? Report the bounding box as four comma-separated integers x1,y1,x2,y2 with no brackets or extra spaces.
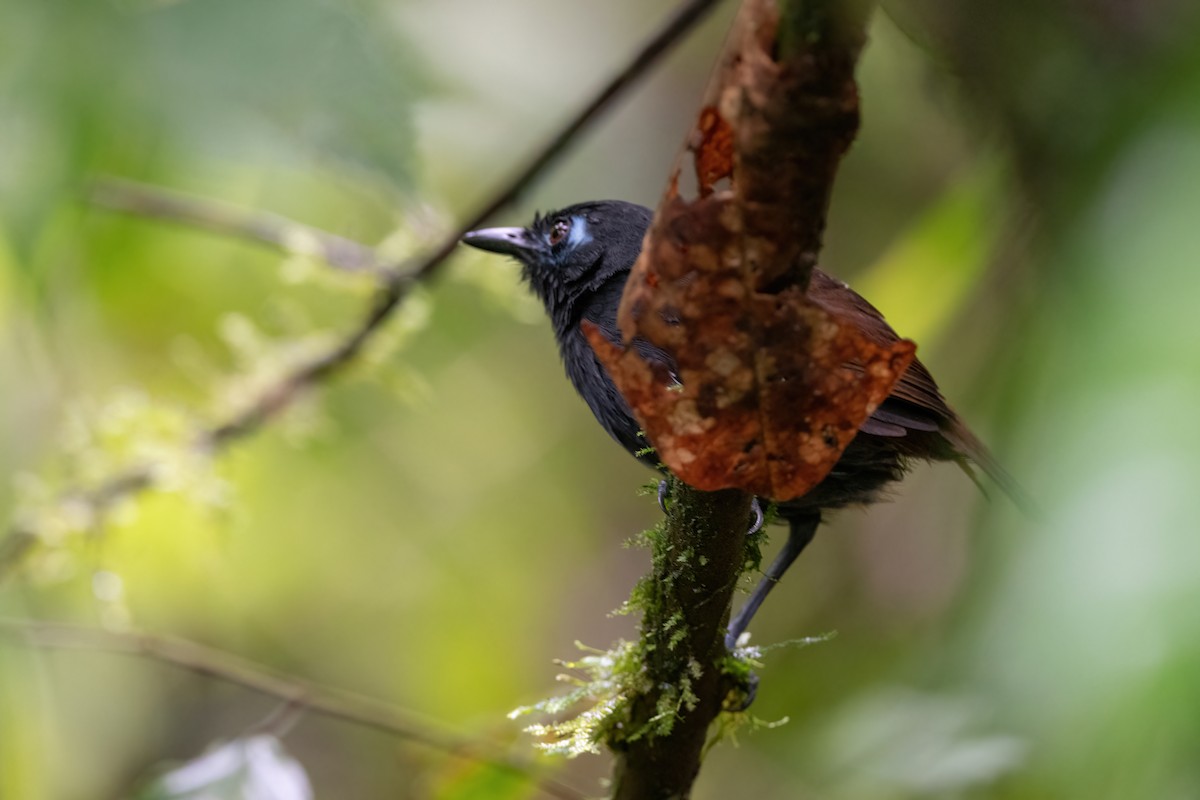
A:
818,687,1026,797
139,735,312,800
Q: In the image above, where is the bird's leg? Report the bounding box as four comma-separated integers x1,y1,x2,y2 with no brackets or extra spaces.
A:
726,513,820,651
657,479,670,513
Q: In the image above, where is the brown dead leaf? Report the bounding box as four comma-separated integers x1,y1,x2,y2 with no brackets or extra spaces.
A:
587,0,913,501
692,106,734,196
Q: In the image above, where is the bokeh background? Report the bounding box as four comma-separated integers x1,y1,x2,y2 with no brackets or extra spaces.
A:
3,0,1200,798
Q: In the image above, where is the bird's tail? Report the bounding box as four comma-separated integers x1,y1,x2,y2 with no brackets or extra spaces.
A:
943,418,1038,516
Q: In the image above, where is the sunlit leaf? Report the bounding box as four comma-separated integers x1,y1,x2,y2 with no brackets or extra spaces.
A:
432,763,535,800
854,165,1000,345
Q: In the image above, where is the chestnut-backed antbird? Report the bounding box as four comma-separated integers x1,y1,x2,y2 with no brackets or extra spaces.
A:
462,200,1020,648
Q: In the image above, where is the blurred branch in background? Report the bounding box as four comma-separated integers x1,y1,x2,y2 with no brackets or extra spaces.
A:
91,179,387,277
0,618,586,800
0,0,729,587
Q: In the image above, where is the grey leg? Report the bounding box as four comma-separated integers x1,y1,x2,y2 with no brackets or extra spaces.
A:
726,513,820,650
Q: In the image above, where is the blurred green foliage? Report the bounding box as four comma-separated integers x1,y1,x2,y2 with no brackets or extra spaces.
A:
2,0,1200,798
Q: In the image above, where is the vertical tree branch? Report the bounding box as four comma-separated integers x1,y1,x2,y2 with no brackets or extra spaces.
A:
610,481,752,800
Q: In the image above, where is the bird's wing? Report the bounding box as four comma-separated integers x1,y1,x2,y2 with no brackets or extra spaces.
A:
809,270,1034,510
808,270,956,435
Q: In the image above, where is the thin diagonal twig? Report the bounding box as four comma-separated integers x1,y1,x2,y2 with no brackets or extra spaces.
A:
0,618,585,800
0,0,728,584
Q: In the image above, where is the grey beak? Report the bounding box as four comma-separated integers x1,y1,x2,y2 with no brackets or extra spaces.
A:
461,226,537,257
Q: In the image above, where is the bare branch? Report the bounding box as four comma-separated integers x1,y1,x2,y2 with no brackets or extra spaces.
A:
0,0,727,584
0,618,586,800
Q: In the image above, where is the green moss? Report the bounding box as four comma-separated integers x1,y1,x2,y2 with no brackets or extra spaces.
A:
509,640,647,756
509,635,713,755
515,484,830,758
513,498,719,754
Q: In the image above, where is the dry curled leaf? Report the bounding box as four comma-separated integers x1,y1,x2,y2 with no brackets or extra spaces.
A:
587,0,914,501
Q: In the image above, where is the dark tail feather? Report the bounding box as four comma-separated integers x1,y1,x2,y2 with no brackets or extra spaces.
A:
943,419,1038,517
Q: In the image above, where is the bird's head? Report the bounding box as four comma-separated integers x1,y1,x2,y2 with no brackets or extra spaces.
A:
462,200,652,325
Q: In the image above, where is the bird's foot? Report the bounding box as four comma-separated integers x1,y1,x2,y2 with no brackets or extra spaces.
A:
748,497,764,536
728,672,759,712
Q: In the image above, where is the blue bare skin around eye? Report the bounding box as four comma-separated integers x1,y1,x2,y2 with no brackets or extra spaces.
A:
568,216,592,248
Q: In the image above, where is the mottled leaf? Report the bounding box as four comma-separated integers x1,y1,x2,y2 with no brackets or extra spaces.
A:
588,0,914,501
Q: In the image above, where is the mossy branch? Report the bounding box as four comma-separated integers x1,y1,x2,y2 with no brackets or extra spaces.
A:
609,480,754,800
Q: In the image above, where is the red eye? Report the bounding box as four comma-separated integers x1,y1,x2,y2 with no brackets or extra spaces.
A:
549,218,570,246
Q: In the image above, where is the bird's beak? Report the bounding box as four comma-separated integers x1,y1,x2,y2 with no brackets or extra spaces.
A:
461,227,538,258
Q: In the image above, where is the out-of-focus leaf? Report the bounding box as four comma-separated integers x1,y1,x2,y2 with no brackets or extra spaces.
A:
137,735,312,800
854,166,1000,345
431,763,536,800
0,0,419,258
816,687,1026,797
0,233,15,326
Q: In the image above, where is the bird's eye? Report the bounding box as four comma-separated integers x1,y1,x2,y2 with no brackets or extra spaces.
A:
549,218,570,246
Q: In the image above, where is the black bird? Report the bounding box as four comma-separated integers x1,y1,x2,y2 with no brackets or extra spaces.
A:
462,200,1019,647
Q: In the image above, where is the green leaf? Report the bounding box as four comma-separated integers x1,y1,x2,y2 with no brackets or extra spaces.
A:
854,165,1000,345
431,763,536,800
